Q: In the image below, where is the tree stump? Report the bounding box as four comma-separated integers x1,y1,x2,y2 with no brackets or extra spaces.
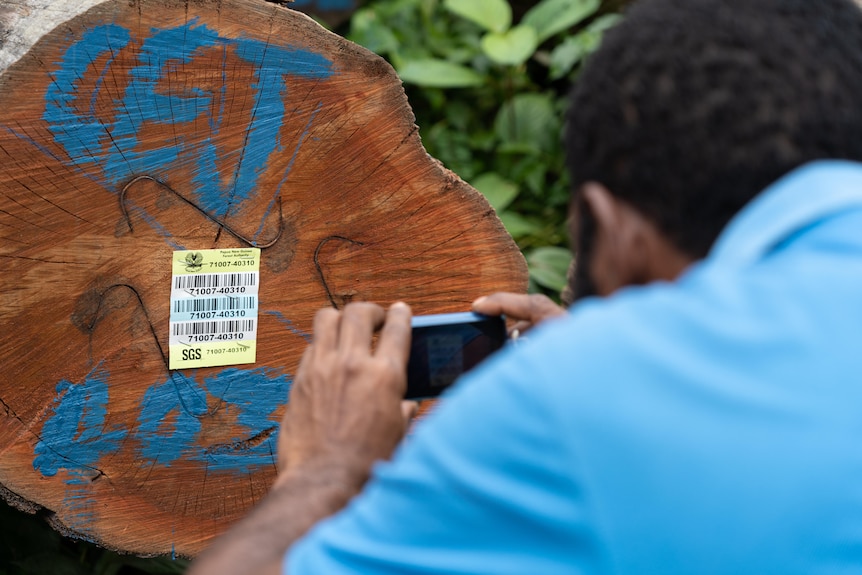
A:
0,0,526,557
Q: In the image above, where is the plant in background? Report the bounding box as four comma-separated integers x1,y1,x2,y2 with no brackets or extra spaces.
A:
348,0,620,296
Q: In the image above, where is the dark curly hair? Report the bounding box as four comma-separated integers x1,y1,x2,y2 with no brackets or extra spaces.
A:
565,0,862,278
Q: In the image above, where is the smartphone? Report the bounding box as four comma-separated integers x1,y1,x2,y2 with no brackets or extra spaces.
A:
405,312,507,399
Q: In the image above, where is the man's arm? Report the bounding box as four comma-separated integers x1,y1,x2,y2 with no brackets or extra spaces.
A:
188,302,414,575
188,460,366,575
286,301,588,574
189,293,562,575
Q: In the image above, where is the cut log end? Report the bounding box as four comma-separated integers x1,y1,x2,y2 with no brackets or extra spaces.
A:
0,0,527,556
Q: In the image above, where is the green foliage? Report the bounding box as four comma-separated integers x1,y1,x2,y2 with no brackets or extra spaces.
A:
442,0,511,33
397,59,483,87
523,0,601,43
481,25,538,66
548,14,621,79
471,173,519,212
348,0,619,296
527,246,575,293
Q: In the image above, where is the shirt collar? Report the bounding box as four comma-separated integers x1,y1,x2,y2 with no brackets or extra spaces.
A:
707,160,862,267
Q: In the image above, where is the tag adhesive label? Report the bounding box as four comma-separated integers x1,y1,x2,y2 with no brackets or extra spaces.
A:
169,248,260,369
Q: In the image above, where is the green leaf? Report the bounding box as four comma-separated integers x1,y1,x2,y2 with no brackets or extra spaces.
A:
499,211,541,238
348,9,400,55
397,59,484,87
522,0,601,43
548,35,588,79
494,93,558,153
472,172,520,212
443,0,512,33
527,246,573,292
481,25,538,66
589,13,624,33
549,14,622,79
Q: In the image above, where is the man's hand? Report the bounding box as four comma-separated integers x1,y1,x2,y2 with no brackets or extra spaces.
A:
188,301,414,575
472,292,566,337
278,301,414,485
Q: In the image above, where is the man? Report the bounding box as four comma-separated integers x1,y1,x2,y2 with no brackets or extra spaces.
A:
190,0,862,572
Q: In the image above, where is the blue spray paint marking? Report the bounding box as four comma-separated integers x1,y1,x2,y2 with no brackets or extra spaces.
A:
136,373,208,466
123,202,186,250
264,310,312,342
254,100,325,240
33,364,128,477
1,125,71,170
136,367,291,473
43,21,334,233
197,368,290,472
34,366,289,480
62,469,99,539
29,20,329,480
43,25,132,172
0,124,178,243
87,39,121,119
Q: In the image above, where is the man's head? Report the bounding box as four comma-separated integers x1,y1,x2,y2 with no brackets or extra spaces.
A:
563,0,862,301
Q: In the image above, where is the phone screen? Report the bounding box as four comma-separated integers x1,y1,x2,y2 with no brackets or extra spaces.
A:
405,312,506,399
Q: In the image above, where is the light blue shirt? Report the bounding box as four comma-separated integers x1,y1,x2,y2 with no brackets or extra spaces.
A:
287,161,862,574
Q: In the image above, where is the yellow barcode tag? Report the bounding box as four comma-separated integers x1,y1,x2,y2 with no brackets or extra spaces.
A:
168,248,260,369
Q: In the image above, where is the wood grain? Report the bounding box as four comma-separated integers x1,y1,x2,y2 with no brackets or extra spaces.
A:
0,0,526,556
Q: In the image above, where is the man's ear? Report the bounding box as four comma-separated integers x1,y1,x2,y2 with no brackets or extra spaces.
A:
580,182,695,296
580,182,652,296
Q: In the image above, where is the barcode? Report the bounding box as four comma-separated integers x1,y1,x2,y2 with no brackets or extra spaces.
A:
172,296,256,314
174,273,256,290
172,320,256,336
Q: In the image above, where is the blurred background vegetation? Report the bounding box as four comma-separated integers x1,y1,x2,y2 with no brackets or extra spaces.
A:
347,0,620,295
0,0,620,572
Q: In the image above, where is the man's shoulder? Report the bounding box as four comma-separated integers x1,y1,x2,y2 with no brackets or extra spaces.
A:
502,245,858,408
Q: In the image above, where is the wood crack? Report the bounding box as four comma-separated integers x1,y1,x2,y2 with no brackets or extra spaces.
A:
215,8,277,243
0,395,22,423
203,425,276,455
0,254,88,265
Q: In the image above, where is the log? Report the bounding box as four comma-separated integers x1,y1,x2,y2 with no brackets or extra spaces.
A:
0,0,526,557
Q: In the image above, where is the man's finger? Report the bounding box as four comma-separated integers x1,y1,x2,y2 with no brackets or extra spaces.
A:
473,292,565,330
292,345,314,388
510,320,532,337
375,302,412,370
401,400,419,427
471,293,534,320
473,292,528,319
312,307,341,351
338,302,386,351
